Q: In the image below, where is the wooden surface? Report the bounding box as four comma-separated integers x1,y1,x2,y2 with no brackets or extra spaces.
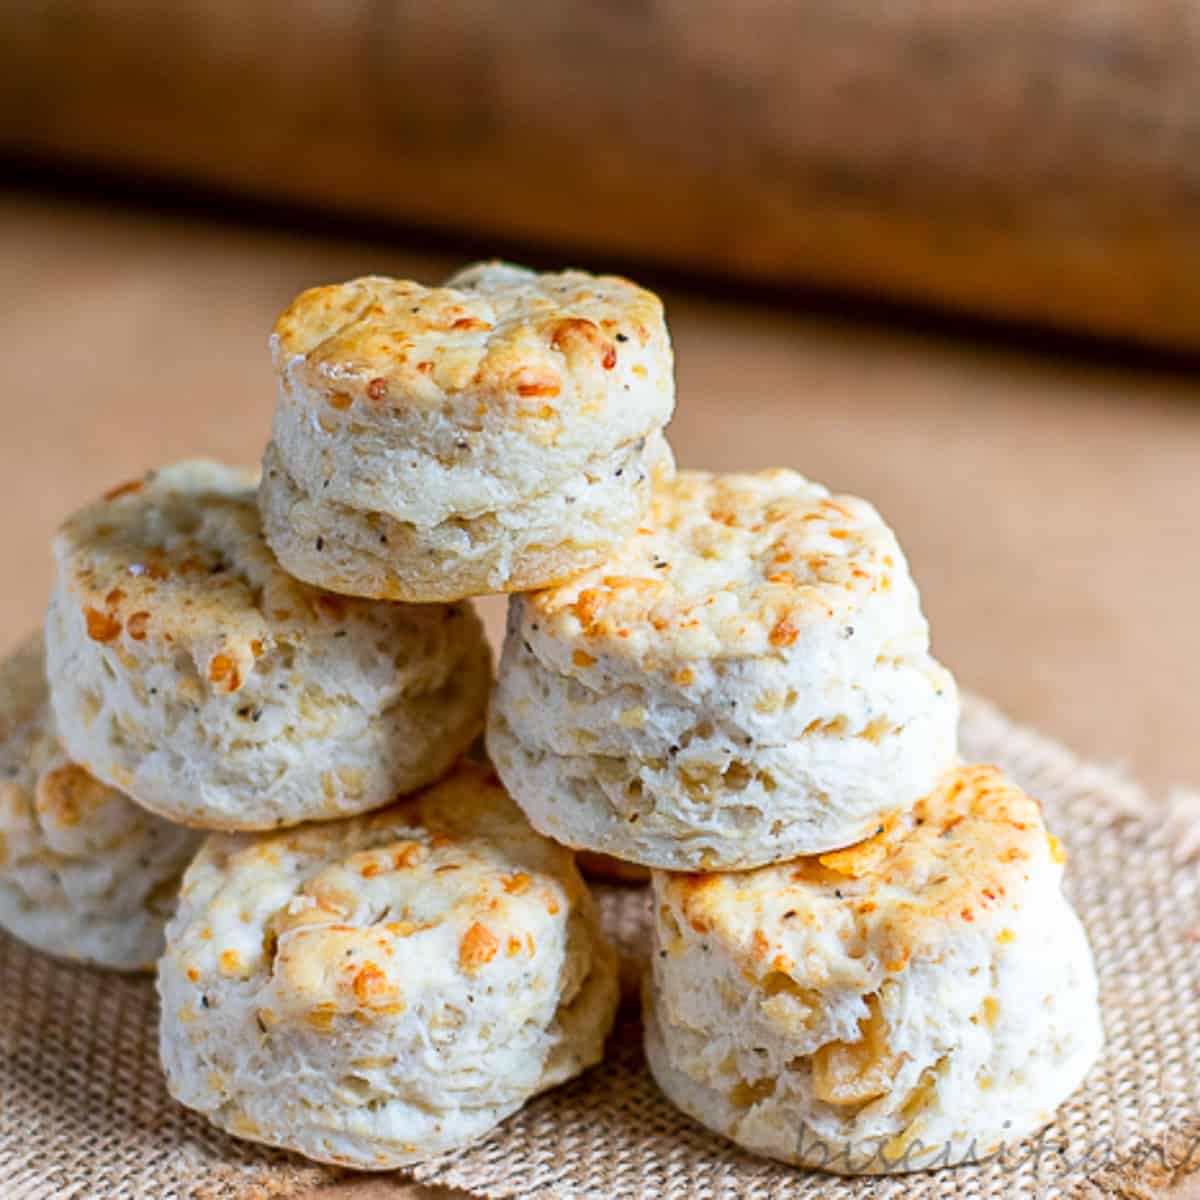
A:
1,189,1198,1197
4,1,1200,350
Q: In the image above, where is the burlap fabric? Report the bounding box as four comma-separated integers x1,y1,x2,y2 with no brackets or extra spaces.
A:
3,695,1198,1199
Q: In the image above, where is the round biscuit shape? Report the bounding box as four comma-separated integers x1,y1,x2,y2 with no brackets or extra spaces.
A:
46,461,490,830
645,764,1103,1173
262,262,675,600
0,633,201,970
488,469,959,868
157,760,619,1169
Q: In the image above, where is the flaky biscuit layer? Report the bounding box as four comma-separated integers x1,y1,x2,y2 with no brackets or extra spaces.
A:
0,633,200,969
490,469,958,866
260,434,672,602
264,262,676,599
47,461,489,829
645,765,1103,1172
158,761,619,1169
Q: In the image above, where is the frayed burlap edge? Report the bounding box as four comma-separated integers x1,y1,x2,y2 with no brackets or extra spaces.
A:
2,692,1197,1199
1066,1117,1200,1200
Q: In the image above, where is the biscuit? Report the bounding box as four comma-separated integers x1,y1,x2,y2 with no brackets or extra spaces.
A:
645,764,1103,1173
0,633,201,970
260,262,676,601
46,461,490,831
488,469,958,869
158,760,619,1169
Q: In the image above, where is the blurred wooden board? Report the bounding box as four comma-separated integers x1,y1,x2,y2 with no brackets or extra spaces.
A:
5,0,1200,350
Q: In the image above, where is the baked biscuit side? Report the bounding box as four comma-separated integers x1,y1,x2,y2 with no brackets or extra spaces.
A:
645,766,1103,1171
0,632,201,969
157,761,619,1168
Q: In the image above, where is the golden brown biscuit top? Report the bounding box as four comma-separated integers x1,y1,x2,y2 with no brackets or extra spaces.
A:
54,460,469,695
170,761,587,1022
271,262,670,415
657,765,1065,978
521,469,922,663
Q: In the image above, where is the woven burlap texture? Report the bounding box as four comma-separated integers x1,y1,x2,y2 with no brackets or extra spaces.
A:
2,694,1197,1200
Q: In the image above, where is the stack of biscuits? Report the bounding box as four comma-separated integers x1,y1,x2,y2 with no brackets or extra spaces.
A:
0,261,1102,1176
